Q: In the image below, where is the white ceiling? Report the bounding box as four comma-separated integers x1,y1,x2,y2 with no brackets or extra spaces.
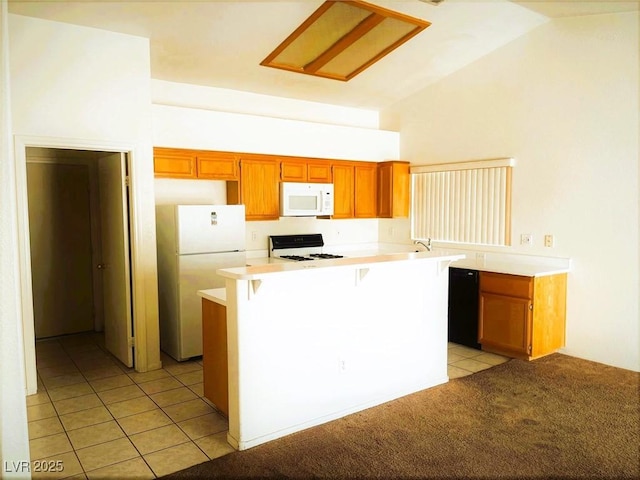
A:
8,0,638,110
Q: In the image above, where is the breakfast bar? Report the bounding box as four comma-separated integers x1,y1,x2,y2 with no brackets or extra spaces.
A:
199,251,464,451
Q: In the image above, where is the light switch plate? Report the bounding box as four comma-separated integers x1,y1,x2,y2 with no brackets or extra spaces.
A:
544,234,554,247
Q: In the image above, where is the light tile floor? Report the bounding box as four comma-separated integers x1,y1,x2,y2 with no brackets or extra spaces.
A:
27,333,508,479
447,342,510,378
27,332,233,479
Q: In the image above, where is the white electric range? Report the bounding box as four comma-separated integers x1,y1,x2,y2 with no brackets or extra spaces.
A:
269,234,345,262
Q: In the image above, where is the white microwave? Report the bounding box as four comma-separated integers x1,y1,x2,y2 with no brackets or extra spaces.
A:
280,182,334,217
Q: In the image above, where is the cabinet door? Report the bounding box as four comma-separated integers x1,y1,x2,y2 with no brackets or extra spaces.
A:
378,162,409,218
332,163,354,218
280,159,307,182
197,152,238,180
307,161,332,183
239,158,280,220
479,292,531,355
354,163,377,218
153,148,197,178
202,299,228,416
377,163,393,218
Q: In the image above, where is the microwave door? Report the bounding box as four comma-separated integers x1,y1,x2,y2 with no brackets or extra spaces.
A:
289,192,320,215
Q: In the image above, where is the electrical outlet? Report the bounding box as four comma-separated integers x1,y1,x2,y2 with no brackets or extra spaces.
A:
544,234,554,247
251,231,257,241
520,234,533,246
339,358,347,373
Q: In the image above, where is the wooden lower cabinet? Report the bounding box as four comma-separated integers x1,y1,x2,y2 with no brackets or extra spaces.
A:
479,272,567,360
202,299,228,417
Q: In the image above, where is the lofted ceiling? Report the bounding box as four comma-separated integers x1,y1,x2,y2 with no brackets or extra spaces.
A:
8,0,639,110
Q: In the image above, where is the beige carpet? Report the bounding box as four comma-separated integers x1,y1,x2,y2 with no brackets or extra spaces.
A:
163,354,639,479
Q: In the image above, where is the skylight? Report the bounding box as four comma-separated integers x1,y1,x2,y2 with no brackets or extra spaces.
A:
261,0,431,81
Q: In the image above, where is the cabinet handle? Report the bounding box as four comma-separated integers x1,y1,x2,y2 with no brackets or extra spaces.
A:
529,303,533,310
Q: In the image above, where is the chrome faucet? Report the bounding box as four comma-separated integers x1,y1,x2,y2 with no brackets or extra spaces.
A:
414,238,432,252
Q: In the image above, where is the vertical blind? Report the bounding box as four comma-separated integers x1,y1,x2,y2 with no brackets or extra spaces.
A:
411,158,514,246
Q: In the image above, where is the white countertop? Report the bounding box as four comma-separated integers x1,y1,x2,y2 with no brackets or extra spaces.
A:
197,287,226,306
245,257,287,266
450,258,570,277
245,243,572,277
218,251,466,281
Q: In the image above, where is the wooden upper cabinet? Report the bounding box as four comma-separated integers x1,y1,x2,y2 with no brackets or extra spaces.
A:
354,162,377,218
280,158,307,182
153,148,197,179
377,161,410,218
280,158,332,183
154,148,401,220
197,152,238,180
307,160,332,183
153,148,238,180
331,163,354,219
331,161,377,219
237,157,280,221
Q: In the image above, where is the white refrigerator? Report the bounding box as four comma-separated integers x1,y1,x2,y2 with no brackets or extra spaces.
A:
156,204,246,361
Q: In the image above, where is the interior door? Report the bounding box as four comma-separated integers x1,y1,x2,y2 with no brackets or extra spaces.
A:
26,162,94,338
98,153,134,367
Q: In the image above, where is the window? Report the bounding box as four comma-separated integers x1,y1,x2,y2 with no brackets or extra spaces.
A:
410,158,514,246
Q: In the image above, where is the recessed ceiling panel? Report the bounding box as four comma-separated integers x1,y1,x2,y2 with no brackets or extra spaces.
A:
261,0,431,81
320,17,420,79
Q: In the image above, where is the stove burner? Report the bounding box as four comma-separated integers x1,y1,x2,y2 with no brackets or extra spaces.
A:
269,234,346,262
280,255,315,261
309,253,344,259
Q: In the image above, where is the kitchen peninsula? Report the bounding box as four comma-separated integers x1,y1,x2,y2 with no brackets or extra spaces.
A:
199,251,465,451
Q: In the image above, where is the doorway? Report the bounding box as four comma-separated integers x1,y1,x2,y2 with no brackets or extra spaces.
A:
25,147,134,370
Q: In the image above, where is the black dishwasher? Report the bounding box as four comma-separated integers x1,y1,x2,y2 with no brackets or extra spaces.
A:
448,267,481,349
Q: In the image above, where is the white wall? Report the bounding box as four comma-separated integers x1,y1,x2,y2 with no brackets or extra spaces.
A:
9,14,162,387
152,104,398,161
1,2,30,474
152,79,380,129
381,12,640,371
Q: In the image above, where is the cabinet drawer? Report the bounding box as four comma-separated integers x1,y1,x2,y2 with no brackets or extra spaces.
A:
480,272,533,298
